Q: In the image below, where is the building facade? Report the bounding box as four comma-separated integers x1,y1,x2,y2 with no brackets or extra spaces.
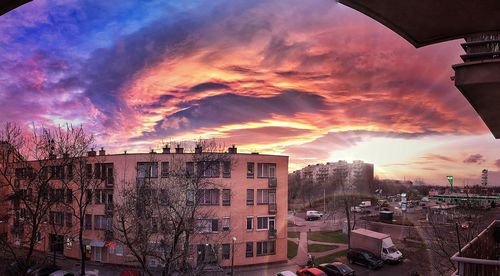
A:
293,160,374,193
1,145,288,270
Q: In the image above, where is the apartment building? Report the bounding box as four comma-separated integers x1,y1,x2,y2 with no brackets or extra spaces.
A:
293,160,374,193
2,145,288,269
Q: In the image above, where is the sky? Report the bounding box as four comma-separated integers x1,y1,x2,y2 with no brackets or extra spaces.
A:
1,0,500,185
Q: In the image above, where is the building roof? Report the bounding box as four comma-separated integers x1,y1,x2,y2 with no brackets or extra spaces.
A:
338,0,500,48
0,0,31,16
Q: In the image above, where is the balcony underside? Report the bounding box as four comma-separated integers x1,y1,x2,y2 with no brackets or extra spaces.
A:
453,59,500,138
338,0,500,48
1,0,32,16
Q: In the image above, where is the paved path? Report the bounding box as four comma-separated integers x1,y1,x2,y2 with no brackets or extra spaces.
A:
290,232,308,266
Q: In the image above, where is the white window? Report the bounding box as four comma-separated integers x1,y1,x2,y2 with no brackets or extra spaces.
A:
256,241,276,256
257,163,276,178
257,216,275,230
246,217,253,231
256,189,269,204
197,219,218,233
222,217,230,232
116,244,124,256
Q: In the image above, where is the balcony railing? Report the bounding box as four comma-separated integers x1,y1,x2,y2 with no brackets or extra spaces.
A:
268,203,277,214
104,230,114,241
268,228,277,239
268,178,277,188
105,204,114,216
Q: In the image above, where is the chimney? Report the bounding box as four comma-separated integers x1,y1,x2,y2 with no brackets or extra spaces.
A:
88,148,96,157
150,149,156,154
48,153,56,160
175,145,184,154
195,144,202,154
99,147,106,156
228,145,237,154
62,152,69,159
162,145,170,154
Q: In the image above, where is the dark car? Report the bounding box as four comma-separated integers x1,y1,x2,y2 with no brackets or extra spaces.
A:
347,248,383,270
317,262,355,276
28,264,61,276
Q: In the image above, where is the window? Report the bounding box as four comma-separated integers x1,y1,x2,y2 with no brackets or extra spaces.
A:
94,190,106,204
36,231,42,243
86,190,92,204
222,217,230,232
66,189,73,204
256,241,276,256
50,166,65,179
199,161,220,178
198,189,219,205
257,216,275,230
161,162,169,177
103,163,114,185
67,165,73,179
94,215,112,230
186,162,194,176
223,161,231,178
186,190,194,206
222,189,231,206
66,213,72,227
85,214,92,230
137,162,158,178
50,189,65,202
247,162,254,178
256,189,269,204
116,244,124,256
257,163,276,178
246,189,254,205
246,242,253,257
86,164,92,179
196,218,219,233
246,217,253,231
49,211,64,226
222,244,230,260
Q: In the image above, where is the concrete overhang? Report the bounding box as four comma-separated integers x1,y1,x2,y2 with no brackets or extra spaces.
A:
338,0,500,48
1,0,32,16
453,59,500,139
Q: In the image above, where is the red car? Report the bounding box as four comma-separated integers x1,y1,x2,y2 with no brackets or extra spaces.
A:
296,267,327,276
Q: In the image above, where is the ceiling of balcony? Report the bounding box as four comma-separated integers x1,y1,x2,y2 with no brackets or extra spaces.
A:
338,0,500,48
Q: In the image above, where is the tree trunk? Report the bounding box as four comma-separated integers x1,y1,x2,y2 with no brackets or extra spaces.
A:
345,200,351,249
79,213,86,276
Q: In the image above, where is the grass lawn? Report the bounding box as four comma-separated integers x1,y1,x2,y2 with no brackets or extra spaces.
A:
288,231,300,239
308,243,338,252
313,249,348,265
308,231,348,244
288,240,299,259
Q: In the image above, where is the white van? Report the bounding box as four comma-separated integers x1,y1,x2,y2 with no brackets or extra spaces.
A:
306,210,323,221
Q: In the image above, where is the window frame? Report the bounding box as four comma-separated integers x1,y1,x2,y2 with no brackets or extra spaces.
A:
246,189,254,205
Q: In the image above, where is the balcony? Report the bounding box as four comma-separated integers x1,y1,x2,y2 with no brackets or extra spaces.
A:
268,178,277,188
268,228,277,240
268,203,277,214
104,230,114,241
105,204,114,216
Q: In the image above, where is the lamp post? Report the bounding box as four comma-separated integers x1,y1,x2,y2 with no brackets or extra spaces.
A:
231,237,236,276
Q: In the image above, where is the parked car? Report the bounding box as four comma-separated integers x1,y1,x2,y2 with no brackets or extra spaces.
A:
461,221,474,229
350,206,361,213
306,210,323,221
6,260,36,276
276,271,298,276
120,270,142,276
317,262,355,276
347,248,384,269
49,271,74,276
28,265,61,276
296,267,327,276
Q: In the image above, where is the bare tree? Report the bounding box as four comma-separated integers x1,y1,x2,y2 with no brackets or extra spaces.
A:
331,166,356,248
115,141,232,276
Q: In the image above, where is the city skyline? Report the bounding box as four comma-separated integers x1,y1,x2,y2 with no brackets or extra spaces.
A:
2,0,500,185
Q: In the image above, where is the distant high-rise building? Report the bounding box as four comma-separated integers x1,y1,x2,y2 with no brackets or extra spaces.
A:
292,160,374,193
481,169,488,186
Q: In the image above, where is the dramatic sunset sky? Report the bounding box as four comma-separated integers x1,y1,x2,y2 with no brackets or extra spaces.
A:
1,0,500,185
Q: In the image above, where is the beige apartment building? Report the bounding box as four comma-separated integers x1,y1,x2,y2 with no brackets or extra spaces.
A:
1,145,288,269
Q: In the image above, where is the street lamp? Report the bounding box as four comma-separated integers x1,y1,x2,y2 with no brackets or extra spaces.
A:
230,237,236,276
